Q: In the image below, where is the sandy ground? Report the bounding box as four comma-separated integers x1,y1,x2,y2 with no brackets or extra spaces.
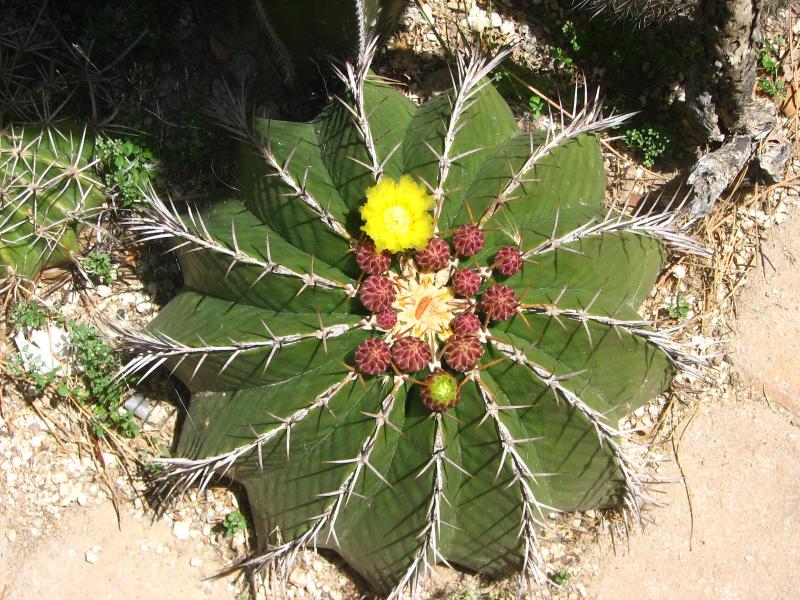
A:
584,200,800,599
1,502,233,600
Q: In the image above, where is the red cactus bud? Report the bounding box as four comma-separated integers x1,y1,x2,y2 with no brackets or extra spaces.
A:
376,309,397,330
479,285,519,322
419,370,461,412
443,334,484,372
452,224,485,257
354,338,391,375
359,275,395,313
452,312,481,335
391,336,431,373
494,245,523,276
414,237,451,271
451,268,481,297
356,240,392,276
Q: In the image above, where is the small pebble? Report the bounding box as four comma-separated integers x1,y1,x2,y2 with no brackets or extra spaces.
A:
190,557,203,567
85,546,101,564
173,520,191,540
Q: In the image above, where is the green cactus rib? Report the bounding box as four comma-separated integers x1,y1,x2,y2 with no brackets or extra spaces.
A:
0,124,105,282
124,48,708,596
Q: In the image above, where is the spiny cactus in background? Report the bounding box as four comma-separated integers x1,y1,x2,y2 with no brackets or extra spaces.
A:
0,125,105,284
255,0,409,89
120,43,709,596
574,0,698,24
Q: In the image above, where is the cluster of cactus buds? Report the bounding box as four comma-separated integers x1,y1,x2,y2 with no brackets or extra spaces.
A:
352,222,527,410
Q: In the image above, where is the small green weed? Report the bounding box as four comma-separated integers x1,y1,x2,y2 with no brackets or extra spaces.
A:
757,37,786,99
667,295,691,321
83,251,115,284
551,46,573,70
562,20,581,53
69,322,139,438
223,511,248,538
10,300,49,330
528,95,544,119
623,127,671,168
6,353,61,392
96,137,157,207
551,570,571,585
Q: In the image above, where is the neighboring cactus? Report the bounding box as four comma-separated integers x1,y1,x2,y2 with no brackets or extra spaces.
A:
0,124,105,283
255,0,409,89
121,44,708,596
574,0,698,24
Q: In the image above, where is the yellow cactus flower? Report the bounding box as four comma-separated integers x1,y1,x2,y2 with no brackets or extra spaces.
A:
360,175,434,253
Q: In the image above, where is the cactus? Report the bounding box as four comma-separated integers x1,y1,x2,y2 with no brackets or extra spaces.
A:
574,0,698,25
121,45,708,596
0,124,105,283
255,0,409,89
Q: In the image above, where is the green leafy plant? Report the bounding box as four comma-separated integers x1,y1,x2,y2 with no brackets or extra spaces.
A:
5,352,61,393
551,570,571,585
551,46,574,70
528,95,544,119
122,45,707,596
223,511,248,538
82,250,115,284
757,37,786,99
69,322,138,438
96,137,156,207
10,300,50,330
562,21,581,53
0,125,106,282
623,126,671,167
667,295,691,321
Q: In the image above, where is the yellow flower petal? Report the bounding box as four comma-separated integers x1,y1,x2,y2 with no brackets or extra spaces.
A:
360,176,435,253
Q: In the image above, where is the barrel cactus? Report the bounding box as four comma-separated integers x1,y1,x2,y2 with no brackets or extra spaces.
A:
256,0,409,89
0,124,105,284
574,0,698,25
122,45,706,595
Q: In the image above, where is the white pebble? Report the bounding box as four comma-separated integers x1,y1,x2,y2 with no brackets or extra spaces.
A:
672,264,687,279
85,546,101,564
172,520,192,540
190,557,203,567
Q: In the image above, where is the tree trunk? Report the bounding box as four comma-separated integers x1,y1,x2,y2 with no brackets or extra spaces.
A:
684,0,789,214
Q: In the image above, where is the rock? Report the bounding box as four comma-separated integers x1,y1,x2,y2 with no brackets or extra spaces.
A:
172,520,192,540
124,394,153,421
190,557,203,567
85,546,101,564
51,471,68,485
758,135,793,183
288,571,306,588
6,529,16,542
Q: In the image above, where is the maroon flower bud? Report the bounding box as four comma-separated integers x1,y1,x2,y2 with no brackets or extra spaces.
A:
414,237,451,272
451,268,481,297
359,275,395,313
479,285,519,322
356,240,392,276
494,246,522,276
376,309,397,330
354,338,391,375
391,336,431,373
452,224,485,257
443,334,484,372
451,312,481,335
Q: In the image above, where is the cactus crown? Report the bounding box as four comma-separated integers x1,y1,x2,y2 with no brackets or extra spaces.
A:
122,42,709,596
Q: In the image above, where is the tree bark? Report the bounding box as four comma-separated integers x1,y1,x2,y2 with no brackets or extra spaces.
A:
684,0,790,214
